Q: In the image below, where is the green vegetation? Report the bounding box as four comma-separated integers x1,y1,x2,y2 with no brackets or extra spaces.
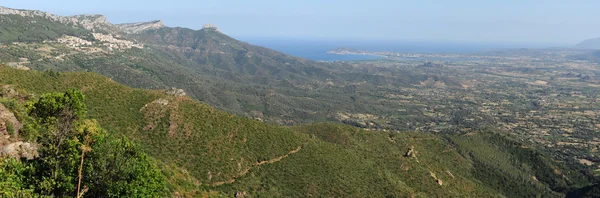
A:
446,132,588,197
1,8,600,196
0,21,459,128
5,121,14,136
567,183,600,198
0,66,590,197
82,133,167,197
0,158,37,197
0,88,167,197
0,14,91,43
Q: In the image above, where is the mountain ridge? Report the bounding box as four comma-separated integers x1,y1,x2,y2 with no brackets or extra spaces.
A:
0,6,115,32
0,6,220,35
0,5,598,197
116,20,165,33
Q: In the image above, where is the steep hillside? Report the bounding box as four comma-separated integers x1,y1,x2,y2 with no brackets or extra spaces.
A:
0,14,93,42
131,26,336,81
0,6,122,43
0,66,589,197
0,6,459,128
0,6,596,196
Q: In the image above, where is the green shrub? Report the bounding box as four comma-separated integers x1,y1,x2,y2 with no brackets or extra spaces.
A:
0,158,38,197
83,135,168,197
0,88,168,197
6,122,14,136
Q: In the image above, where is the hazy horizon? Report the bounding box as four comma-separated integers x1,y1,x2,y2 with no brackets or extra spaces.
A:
3,0,599,45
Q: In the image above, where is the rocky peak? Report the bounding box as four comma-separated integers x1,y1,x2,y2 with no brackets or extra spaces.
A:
0,6,115,32
116,20,165,34
202,24,220,32
165,88,187,97
69,14,109,23
68,14,114,31
0,6,62,20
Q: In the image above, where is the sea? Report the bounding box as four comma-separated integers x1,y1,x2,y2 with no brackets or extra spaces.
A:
239,38,564,62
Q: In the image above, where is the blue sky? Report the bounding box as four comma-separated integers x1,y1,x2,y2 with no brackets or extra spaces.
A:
3,0,599,44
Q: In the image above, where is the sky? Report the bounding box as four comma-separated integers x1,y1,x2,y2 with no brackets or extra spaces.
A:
3,0,600,44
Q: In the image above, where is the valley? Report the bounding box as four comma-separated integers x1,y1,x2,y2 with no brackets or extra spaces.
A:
335,50,600,173
1,5,600,197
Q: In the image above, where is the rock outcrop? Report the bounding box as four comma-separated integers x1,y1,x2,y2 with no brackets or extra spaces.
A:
68,14,115,32
405,146,416,158
429,171,444,186
235,191,248,198
0,103,37,159
0,6,173,35
153,98,170,106
0,6,65,20
0,85,19,99
0,6,114,32
165,88,187,97
116,20,165,34
202,24,220,32
0,103,22,136
0,141,38,159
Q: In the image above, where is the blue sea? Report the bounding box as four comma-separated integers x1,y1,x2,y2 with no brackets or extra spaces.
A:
240,38,563,61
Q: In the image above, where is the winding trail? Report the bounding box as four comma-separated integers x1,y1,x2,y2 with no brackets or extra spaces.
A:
211,145,302,187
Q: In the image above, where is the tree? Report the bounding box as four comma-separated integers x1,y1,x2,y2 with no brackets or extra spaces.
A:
0,89,167,197
75,119,101,198
83,135,168,197
26,89,87,196
0,158,37,197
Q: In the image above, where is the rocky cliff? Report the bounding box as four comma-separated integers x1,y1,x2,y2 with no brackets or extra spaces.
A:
0,103,38,160
116,20,165,34
0,6,114,32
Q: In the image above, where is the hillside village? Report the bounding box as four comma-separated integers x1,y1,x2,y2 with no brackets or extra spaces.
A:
2,4,600,197
0,32,148,71
55,33,143,51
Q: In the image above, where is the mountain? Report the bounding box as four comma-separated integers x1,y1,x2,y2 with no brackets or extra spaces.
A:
0,6,597,196
0,6,454,128
0,6,119,43
576,37,600,49
132,26,335,80
115,20,165,34
0,65,589,197
0,6,111,30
